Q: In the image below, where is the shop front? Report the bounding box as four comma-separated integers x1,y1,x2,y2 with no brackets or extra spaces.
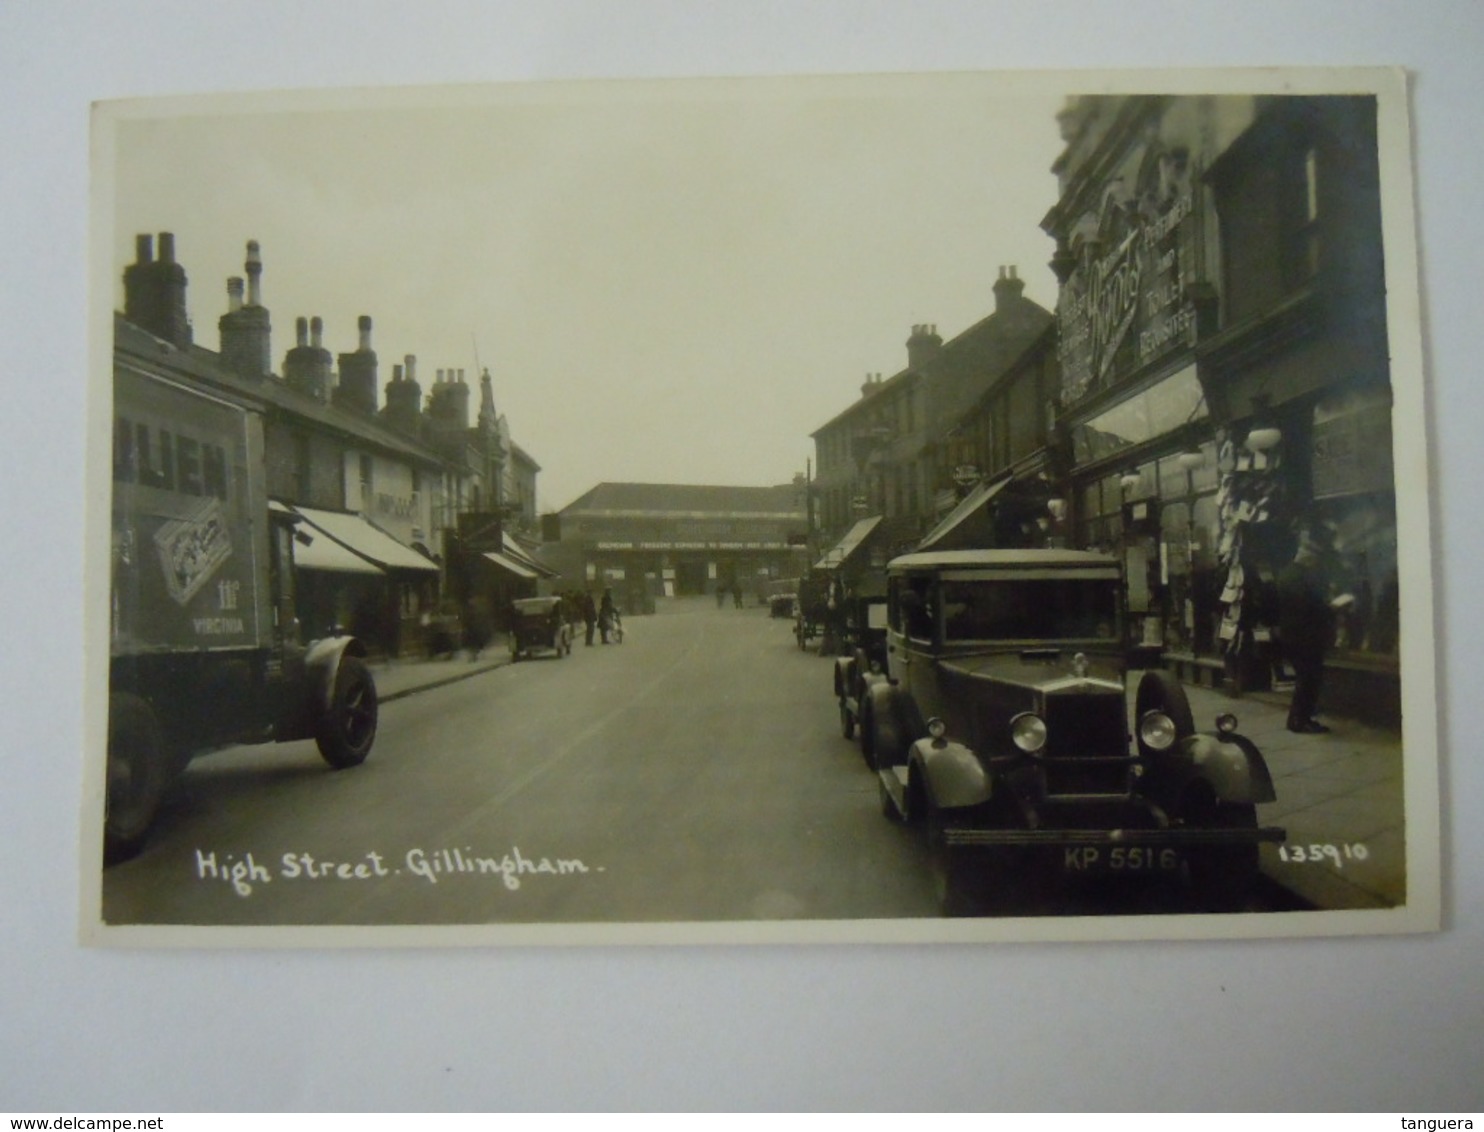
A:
1064,363,1219,661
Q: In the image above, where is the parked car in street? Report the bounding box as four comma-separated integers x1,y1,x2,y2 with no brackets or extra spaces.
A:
765,578,798,619
509,597,573,661
832,595,889,752
863,548,1285,915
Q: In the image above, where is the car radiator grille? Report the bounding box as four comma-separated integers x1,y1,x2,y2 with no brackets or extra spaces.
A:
1041,695,1131,797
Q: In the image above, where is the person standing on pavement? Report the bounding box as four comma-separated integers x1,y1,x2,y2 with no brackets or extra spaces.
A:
580,590,597,647
1277,527,1349,734
598,588,618,643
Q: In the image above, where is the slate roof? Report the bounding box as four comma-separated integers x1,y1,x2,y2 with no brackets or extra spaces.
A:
561,482,803,518
114,313,445,469
809,295,1053,438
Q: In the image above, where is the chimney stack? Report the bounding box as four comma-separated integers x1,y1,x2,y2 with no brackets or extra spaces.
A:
218,239,272,379
122,231,191,347
427,363,472,433
283,314,333,400
382,354,423,436
993,264,1026,313
906,323,943,371
333,314,379,415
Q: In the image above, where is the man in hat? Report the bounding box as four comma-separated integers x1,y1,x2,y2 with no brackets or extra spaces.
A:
1276,526,1349,733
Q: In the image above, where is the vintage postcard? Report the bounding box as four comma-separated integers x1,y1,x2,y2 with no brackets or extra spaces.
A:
81,66,1438,946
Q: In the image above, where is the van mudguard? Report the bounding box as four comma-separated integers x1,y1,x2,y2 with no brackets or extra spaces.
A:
278,635,367,741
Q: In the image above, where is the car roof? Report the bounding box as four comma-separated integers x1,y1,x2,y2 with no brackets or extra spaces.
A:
886,548,1120,572
513,596,562,610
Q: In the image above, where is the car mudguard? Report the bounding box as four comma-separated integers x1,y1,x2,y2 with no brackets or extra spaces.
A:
864,682,912,768
1153,731,1277,806
834,656,855,700
911,737,993,811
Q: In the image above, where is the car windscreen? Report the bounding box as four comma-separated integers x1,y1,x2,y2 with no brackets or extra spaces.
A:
940,577,1120,642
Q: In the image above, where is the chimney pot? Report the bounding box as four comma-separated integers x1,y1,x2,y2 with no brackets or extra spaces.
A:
393,363,404,381
404,354,416,384
295,316,308,346
244,240,263,306
310,316,323,347
135,234,154,264
226,276,244,312
158,232,176,263
358,315,372,351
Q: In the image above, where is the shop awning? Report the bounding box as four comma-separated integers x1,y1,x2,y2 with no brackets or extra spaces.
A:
502,532,559,578
917,475,1012,551
289,504,440,574
814,515,883,571
270,501,383,575
293,530,385,574
483,551,538,580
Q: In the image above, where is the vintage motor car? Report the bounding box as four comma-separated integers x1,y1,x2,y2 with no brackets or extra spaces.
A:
509,596,573,661
765,577,798,619
863,548,1285,915
832,595,889,750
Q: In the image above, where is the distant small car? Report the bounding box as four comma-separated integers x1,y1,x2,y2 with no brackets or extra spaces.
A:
863,548,1285,915
832,596,888,750
509,597,573,661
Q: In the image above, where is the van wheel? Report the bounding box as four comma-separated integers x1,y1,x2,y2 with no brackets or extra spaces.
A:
105,693,169,864
316,657,378,769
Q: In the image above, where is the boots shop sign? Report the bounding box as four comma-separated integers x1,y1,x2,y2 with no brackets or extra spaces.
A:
1058,189,1196,404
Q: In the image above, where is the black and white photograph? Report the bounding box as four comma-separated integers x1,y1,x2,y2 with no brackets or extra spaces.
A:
81,67,1438,945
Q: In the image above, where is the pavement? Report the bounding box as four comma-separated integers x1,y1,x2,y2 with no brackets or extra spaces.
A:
369,645,509,703
1175,680,1406,911
362,616,1407,912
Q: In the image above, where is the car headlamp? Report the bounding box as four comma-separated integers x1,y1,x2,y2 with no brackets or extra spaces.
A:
1215,712,1239,735
926,717,947,741
1010,712,1047,754
1138,710,1178,751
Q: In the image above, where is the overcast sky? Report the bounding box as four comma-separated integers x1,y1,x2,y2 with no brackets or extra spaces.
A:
107,74,1067,513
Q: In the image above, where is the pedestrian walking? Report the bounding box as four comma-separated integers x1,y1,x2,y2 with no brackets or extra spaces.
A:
731,579,743,609
1276,526,1350,733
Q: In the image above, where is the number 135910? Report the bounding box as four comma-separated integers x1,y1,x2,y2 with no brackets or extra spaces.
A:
1278,843,1369,868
